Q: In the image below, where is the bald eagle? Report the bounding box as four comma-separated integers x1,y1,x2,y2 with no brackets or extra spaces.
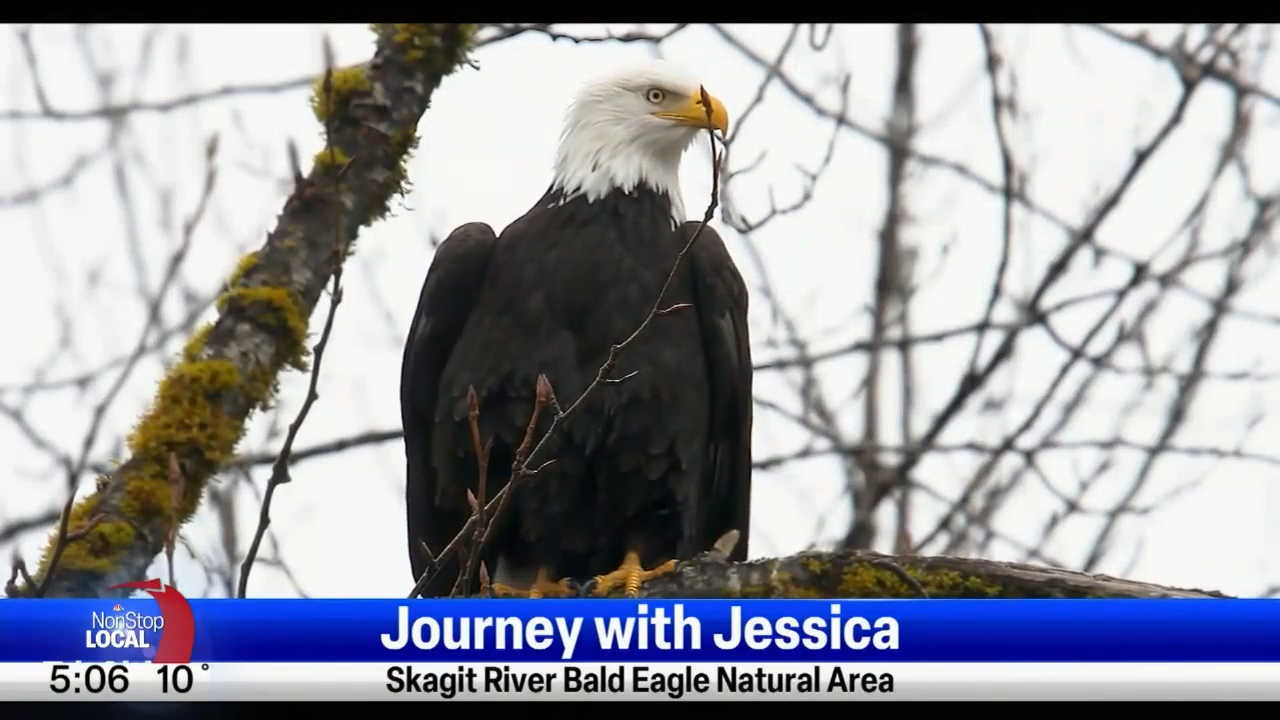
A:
402,61,752,598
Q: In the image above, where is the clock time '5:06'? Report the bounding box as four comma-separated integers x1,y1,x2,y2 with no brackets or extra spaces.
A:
49,664,197,694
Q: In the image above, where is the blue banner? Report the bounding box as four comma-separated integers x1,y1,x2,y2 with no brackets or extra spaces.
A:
3,598,1280,663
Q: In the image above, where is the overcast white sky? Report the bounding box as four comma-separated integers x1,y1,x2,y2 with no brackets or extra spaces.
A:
1,24,1277,599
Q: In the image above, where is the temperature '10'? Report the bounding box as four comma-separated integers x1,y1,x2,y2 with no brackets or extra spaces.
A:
157,665,201,693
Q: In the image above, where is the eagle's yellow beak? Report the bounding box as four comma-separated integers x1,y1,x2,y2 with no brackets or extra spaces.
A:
654,86,729,135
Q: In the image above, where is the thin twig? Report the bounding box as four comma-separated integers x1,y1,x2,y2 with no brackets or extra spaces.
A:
21,511,106,598
5,556,35,598
869,558,930,598
452,386,493,596
465,376,552,596
476,375,553,560
0,75,317,122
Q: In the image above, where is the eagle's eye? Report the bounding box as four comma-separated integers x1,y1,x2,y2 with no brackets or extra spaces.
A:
645,88,666,104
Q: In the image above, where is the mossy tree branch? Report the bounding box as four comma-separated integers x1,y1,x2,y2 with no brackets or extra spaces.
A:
23,23,478,599
622,550,1230,599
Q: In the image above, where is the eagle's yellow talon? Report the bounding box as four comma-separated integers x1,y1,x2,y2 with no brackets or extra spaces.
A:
490,583,525,598
591,551,677,597
490,569,575,598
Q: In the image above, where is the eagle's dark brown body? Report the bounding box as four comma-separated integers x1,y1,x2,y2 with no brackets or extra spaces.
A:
402,185,752,597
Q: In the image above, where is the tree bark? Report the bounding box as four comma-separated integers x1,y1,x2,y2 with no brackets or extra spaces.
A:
23,24,478,599
627,549,1229,599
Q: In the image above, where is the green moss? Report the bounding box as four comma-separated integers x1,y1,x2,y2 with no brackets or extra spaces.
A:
247,365,285,412
837,562,1006,598
34,499,100,579
326,24,476,228
34,273,310,588
27,22,482,597
216,287,310,373
226,251,260,290
182,322,214,363
126,360,244,467
32,358,245,586
772,570,826,598
366,126,419,225
36,517,138,583
313,146,352,171
215,254,308,372
724,569,824,599
310,65,370,122
385,23,479,65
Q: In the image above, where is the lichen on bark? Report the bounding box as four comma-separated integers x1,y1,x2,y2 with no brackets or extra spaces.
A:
622,550,1230,599
24,23,478,599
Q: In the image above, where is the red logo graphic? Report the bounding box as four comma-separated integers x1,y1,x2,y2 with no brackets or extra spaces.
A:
107,579,195,664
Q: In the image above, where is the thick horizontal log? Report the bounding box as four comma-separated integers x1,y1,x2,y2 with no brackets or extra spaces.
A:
629,548,1229,599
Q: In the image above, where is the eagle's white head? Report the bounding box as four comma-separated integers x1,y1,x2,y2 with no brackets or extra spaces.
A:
550,60,729,223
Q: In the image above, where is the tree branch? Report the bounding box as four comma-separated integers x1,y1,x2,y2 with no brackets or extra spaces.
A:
630,550,1229,599
17,23,478,599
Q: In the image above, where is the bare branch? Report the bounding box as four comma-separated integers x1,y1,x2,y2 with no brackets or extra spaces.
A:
22,24,478,598
0,76,317,123
633,549,1232,599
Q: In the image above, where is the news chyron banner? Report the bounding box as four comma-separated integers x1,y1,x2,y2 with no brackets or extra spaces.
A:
3,580,1280,701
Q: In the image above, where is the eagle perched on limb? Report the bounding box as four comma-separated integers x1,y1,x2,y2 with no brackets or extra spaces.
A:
401,60,753,599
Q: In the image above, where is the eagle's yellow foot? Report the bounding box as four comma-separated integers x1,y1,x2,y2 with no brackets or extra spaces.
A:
490,568,576,598
590,551,677,598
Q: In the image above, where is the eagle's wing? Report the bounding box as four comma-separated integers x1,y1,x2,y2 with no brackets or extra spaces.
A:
685,221,754,562
402,222,498,591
